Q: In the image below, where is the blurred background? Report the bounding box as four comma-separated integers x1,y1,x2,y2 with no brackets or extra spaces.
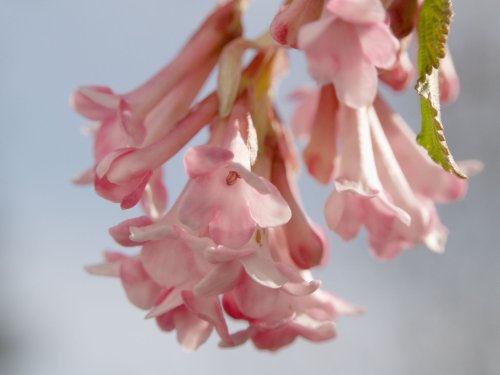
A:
0,0,498,374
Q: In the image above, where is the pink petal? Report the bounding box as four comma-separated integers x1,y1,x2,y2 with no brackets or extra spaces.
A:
208,184,257,248
173,307,213,352
298,17,340,85
182,292,232,345
202,245,256,263
379,49,415,91
272,156,325,269
72,167,95,185
129,222,178,243
289,87,320,140
277,265,321,296
240,252,287,289
93,117,129,163
119,258,162,310
146,288,183,319
84,261,120,277
326,0,386,24
251,326,297,351
177,177,219,231
140,168,168,219
143,56,217,145
71,86,118,120
141,238,194,287
109,216,153,247
329,22,378,108
184,145,233,178
324,190,364,240
357,23,399,69
193,262,241,296
329,293,365,316
233,277,279,319
117,99,146,145
219,327,255,348
302,84,339,185
156,311,175,331
298,16,335,52
290,314,337,342
374,96,475,203
270,0,323,47
241,172,292,229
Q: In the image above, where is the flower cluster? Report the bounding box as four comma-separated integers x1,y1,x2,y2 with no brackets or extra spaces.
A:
73,0,478,351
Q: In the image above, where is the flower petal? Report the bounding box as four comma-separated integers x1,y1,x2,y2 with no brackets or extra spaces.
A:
141,238,194,287
193,262,241,296
119,258,162,310
326,0,386,24
146,287,184,319
182,291,232,345
357,23,399,69
240,252,287,289
173,307,213,352
109,216,153,247
184,145,234,178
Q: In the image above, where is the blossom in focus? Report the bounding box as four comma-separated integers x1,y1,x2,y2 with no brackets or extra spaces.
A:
177,125,291,248
76,0,478,353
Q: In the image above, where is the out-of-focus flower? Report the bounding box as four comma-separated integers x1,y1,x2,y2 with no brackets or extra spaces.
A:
72,2,242,215
270,0,323,47
290,84,339,184
298,0,399,108
324,96,481,259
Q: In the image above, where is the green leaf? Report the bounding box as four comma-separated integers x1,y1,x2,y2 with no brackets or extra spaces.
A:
415,0,466,179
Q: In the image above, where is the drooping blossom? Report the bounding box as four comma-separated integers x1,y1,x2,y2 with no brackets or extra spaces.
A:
76,0,477,353
220,227,362,351
72,2,242,214
176,116,292,248
324,103,411,258
93,93,218,210
290,84,339,184
270,0,323,47
298,0,399,108
324,97,480,259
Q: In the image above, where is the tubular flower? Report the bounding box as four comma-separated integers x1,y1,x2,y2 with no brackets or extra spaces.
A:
75,0,478,353
324,97,480,259
298,0,399,108
72,2,242,214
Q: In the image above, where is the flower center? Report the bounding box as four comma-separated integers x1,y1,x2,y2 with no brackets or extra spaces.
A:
226,170,241,185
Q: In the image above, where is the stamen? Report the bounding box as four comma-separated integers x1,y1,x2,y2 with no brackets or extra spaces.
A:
226,170,241,185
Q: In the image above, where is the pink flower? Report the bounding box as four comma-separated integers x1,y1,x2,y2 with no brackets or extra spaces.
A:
324,104,410,251
324,98,480,259
221,272,362,351
72,1,242,214
93,93,219,209
270,150,328,269
85,241,234,350
270,0,323,47
290,84,339,184
298,0,399,108
373,96,481,203
379,47,415,92
176,126,291,248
